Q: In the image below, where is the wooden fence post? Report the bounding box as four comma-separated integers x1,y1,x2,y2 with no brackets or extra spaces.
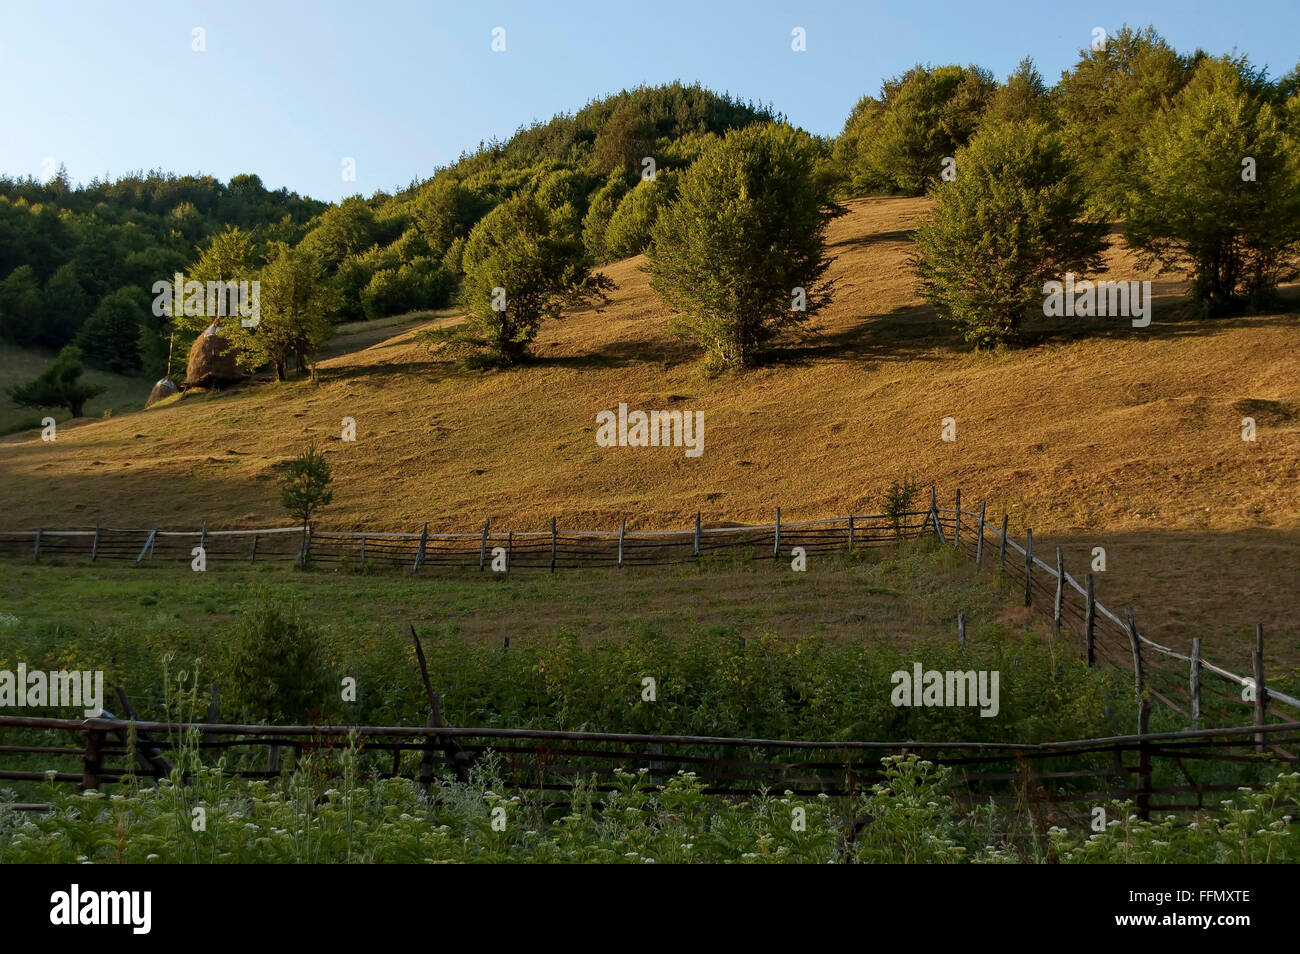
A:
1189,637,1202,730
1024,529,1033,607
1053,547,1064,639
773,507,781,559
359,534,366,569
411,522,428,574
998,514,1008,568
506,531,513,571
617,519,625,569
1253,624,1267,754
199,520,207,555
91,521,100,562
954,489,961,546
81,725,103,792
848,515,855,553
249,532,259,564
480,521,490,571
298,524,312,569
975,502,986,567
694,512,701,559
550,516,557,572
32,528,41,562
929,486,946,543
1125,607,1151,820
136,529,158,565
1085,574,1097,668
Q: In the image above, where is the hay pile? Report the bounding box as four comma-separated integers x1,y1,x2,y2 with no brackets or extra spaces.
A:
186,320,242,388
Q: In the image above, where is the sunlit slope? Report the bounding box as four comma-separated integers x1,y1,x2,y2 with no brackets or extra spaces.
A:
2,196,1294,540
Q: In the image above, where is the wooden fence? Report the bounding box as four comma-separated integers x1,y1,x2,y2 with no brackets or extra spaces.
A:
0,511,930,570
4,488,1294,762
2,714,1298,825
925,490,1300,738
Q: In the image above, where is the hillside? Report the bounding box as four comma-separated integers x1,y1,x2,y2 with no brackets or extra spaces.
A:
1,196,1298,664
0,343,150,434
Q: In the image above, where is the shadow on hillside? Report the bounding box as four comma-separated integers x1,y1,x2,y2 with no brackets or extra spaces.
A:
779,302,955,367
321,358,445,385
1023,287,1300,346
526,335,697,370
1015,527,1300,674
829,227,917,251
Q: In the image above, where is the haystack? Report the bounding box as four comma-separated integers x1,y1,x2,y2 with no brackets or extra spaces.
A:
186,320,242,388
146,376,179,407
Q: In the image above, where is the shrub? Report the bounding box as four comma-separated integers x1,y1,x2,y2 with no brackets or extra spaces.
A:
647,124,836,369
223,596,334,724
6,345,105,418
443,193,611,366
604,170,677,260
880,473,921,539
1125,57,1300,314
280,443,334,532
911,121,1108,346
581,171,631,263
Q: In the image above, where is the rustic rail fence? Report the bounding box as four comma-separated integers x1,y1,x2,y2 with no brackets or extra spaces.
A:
2,714,1297,826
4,490,1293,739
0,511,930,570
923,491,1300,738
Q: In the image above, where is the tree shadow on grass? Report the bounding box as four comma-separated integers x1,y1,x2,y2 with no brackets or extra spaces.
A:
777,302,956,368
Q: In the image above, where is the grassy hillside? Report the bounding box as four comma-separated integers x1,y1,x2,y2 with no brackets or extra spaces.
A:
0,344,152,434
0,196,1297,664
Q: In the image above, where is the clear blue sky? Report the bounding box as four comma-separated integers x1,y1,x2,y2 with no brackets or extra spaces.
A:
2,0,1296,203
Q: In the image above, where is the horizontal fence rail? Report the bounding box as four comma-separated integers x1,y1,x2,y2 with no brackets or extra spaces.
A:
925,493,1300,734
0,512,930,571
3,715,1298,824
5,489,1293,738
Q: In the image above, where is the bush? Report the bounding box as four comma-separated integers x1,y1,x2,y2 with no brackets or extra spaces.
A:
581,171,631,263
6,345,105,417
1125,57,1300,314
647,124,836,369
911,121,1108,346
223,596,334,724
880,474,921,539
360,258,456,318
604,170,677,260
445,193,610,366
75,285,151,373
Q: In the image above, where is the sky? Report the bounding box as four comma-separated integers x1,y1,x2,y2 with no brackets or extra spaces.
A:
2,0,1297,203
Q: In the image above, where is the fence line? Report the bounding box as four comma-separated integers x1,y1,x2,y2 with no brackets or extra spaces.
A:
5,490,1292,722
2,714,1297,819
923,492,1300,728
0,512,930,570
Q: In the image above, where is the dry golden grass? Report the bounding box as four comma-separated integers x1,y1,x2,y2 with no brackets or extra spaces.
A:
1,196,1296,665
